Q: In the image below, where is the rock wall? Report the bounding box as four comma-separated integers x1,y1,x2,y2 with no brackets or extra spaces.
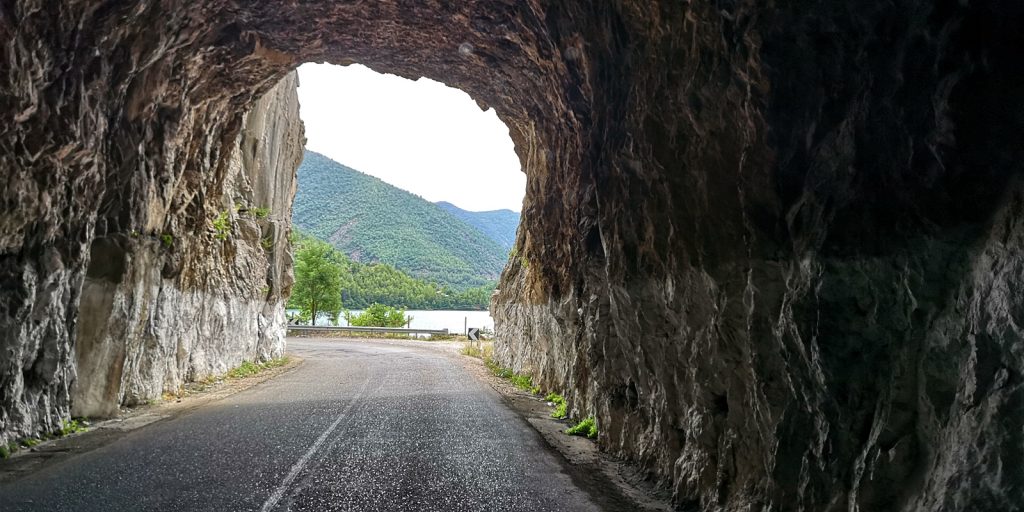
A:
71,74,303,418
0,0,306,442
494,2,1024,510
1,1,1022,510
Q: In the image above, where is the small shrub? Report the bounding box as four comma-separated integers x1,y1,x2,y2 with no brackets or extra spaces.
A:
212,211,231,240
546,393,568,419
509,374,533,391
261,236,274,250
552,401,568,419
19,437,41,448
345,303,410,328
567,416,598,439
0,442,15,459
251,207,271,219
227,361,261,379
160,233,173,248
57,419,87,437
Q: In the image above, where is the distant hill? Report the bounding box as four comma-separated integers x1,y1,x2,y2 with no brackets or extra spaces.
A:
292,151,510,290
435,201,520,250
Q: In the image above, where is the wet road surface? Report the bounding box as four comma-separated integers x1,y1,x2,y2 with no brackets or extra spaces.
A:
0,339,600,511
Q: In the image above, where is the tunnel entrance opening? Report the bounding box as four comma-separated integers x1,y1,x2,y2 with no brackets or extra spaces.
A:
59,0,578,423
286,63,525,331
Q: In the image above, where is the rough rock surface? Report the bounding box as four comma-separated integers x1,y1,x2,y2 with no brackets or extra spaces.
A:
70,74,303,418
1,1,1022,510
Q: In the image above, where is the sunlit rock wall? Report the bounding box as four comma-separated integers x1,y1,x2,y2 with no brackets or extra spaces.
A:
70,75,303,417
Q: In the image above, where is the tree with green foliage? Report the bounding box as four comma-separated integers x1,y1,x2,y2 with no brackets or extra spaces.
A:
345,303,411,327
289,238,343,325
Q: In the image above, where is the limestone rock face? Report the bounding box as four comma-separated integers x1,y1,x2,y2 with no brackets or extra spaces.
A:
70,74,303,418
1,1,1022,510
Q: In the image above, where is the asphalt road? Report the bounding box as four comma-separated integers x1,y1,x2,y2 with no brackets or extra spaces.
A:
0,339,601,511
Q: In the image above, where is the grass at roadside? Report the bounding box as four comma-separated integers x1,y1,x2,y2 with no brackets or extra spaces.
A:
178,356,293,396
460,340,493,360
226,356,291,379
1,418,89,459
483,357,541,394
567,416,598,439
461,341,599,441
545,393,568,419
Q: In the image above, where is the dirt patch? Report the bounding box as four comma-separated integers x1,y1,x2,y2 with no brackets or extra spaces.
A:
0,356,304,484
454,349,673,512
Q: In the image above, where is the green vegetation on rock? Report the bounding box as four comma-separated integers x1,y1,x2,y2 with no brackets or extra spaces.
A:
212,210,231,240
546,393,568,419
292,151,511,290
567,417,598,439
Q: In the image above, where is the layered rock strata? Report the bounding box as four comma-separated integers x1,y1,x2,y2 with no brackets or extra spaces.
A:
1,1,1021,510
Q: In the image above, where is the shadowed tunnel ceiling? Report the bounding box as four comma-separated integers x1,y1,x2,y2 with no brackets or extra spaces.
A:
2,1,1023,509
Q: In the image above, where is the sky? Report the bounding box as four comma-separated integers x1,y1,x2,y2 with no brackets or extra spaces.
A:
296,63,526,212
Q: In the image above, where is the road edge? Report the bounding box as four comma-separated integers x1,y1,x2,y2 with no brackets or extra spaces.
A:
0,356,305,484
453,351,674,512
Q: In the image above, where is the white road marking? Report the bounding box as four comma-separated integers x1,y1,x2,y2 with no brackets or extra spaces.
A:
259,377,371,512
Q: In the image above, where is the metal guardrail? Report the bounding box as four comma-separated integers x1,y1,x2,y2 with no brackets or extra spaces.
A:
287,325,450,335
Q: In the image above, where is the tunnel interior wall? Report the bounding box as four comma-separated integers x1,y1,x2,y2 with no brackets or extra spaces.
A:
0,0,305,442
70,74,303,418
1,1,1022,510
491,1,1024,510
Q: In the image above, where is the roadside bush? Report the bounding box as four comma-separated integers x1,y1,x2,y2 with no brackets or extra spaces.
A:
545,393,568,419
345,303,410,327
567,417,598,439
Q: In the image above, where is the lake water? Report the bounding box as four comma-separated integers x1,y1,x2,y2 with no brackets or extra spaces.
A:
289,309,494,334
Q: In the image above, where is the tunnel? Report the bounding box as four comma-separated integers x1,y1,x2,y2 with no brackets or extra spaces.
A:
1,1,1022,509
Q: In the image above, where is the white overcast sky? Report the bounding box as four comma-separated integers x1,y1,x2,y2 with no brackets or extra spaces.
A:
296,63,525,212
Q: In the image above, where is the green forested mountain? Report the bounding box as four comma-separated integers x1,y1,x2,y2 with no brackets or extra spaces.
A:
290,231,495,311
435,201,520,250
293,151,510,290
